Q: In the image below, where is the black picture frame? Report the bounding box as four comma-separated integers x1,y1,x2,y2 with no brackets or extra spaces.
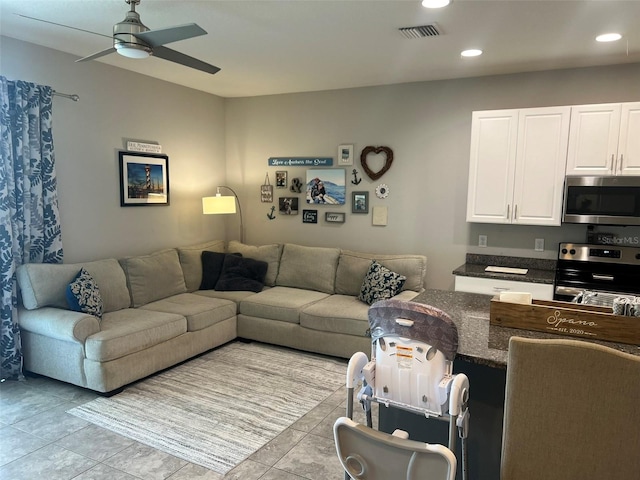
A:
119,151,170,206
302,210,318,223
276,170,288,188
352,191,369,214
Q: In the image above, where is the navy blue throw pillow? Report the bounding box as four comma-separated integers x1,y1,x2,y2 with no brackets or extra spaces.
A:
215,255,268,293
200,251,242,290
66,268,104,318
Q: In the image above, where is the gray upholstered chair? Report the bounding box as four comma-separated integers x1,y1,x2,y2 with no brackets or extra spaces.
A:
501,337,640,480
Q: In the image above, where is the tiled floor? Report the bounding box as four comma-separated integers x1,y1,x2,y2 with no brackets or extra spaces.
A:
0,350,377,480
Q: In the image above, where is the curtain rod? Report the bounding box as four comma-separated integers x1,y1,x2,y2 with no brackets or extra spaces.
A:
52,90,79,102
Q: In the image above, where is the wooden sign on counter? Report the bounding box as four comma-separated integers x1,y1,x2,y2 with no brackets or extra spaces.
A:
490,297,640,345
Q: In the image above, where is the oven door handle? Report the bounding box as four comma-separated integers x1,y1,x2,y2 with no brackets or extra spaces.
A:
592,274,615,281
555,286,584,297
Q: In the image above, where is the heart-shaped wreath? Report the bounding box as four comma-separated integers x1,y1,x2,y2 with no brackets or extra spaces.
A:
360,146,393,181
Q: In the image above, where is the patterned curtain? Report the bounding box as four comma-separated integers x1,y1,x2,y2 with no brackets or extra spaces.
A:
0,76,64,380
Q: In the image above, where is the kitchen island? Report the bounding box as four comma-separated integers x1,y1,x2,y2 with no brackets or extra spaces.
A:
411,289,639,366
379,289,639,480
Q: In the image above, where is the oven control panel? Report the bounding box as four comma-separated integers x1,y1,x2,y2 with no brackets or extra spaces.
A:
558,243,640,265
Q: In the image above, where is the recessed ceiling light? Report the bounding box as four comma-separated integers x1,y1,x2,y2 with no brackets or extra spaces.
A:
461,49,483,57
422,0,451,8
596,33,622,42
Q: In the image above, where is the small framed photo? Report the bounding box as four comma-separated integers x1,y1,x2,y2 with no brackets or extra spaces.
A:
325,212,345,223
279,197,299,215
276,171,288,188
119,151,169,206
338,144,354,166
352,191,369,214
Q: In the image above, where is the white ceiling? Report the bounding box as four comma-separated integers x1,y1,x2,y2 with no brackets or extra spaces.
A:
1,0,639,98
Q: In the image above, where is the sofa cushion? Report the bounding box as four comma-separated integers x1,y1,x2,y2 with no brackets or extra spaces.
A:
358,261,407,305
177,239,225,292
194,289,258,306
215,255,268,293
227,240,282,287
85,308,187,362
335,250,427,296
200,251,240,290
239,286,329,324
120,249,187,307
300,295,371,337
66,268,104,319
140,293,237,332
17,259,130,313
275,244,340,294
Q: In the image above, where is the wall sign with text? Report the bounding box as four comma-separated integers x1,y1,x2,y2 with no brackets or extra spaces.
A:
268,157,333,167
303,210,318,224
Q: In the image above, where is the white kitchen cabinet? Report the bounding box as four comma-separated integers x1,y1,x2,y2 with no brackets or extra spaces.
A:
566,101,640,176
454,276,554,300
467,106,570,225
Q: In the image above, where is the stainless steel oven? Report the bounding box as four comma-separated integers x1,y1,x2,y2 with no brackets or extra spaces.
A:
554,243,640,306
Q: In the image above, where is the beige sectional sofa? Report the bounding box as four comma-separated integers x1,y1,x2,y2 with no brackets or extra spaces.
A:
16,240,426,393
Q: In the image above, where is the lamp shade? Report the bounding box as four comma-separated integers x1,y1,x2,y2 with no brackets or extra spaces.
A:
202,195,236,214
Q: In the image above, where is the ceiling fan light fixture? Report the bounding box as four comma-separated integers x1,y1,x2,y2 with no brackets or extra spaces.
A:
115,43,151,58
596,33,622,42
461,49,483,57
422,0,451,8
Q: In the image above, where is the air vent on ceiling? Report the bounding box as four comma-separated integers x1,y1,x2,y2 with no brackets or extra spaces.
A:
398,24,441,39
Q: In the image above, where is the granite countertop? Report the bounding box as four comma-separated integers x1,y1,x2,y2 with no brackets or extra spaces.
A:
452,253,556,284
412,289,640,368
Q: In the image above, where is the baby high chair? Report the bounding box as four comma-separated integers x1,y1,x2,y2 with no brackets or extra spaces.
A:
335,299,470,480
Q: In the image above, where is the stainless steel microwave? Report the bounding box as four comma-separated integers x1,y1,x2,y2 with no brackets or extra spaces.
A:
563,176,640,226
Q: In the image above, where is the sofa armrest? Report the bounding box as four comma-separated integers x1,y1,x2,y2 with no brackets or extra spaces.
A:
18,307,100,344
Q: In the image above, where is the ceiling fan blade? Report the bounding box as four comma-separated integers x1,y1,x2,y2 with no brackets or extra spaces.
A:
16,14,112,39
134,23,206,48
76,47,117,63
152,46,220,75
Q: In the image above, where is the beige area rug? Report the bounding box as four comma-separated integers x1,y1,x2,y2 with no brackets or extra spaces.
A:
67,341,346,474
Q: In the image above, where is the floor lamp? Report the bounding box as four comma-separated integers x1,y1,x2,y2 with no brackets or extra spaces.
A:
202,186,244,243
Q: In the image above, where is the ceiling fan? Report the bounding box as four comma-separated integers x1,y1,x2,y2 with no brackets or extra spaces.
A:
20,0,220,75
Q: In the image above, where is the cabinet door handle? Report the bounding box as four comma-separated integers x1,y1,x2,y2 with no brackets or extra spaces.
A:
610,154,615,171
506,204,510,220
619,154,624,172
514,204,518,219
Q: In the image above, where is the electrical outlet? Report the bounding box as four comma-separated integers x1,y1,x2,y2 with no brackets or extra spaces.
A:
535,238,544,252
479,235,487,248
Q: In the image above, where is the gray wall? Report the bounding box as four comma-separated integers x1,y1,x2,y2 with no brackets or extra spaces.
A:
3,35,639,290
225,64,640,290
1,36,227,262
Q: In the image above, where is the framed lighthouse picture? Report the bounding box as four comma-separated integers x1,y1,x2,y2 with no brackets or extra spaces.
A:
119,151,170,206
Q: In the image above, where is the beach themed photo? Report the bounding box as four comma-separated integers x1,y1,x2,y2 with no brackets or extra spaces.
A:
305,168,346,205
119,151,169,206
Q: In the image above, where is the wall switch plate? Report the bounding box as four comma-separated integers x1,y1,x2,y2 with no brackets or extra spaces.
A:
479,235,487,247
535,238,544,251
